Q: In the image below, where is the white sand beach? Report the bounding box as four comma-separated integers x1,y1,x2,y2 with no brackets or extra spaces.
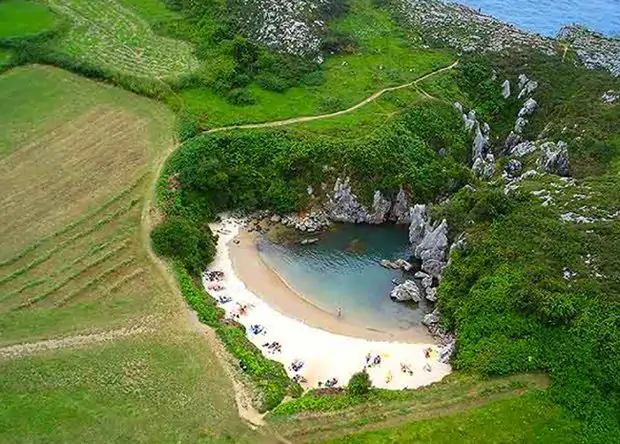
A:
204,217,451,390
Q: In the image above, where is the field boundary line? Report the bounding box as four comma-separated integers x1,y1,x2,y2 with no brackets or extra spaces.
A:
0,322,154,360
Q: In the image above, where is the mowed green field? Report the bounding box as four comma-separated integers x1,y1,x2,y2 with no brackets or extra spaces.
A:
0,65,258,442
42,0,199,78
0,0,57,39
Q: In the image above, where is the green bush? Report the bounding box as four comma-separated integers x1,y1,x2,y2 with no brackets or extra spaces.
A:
226,87,256,106
151,216,216,275
348,371,371,395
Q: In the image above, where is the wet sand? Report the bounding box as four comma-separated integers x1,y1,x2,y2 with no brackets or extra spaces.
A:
229,229,432,343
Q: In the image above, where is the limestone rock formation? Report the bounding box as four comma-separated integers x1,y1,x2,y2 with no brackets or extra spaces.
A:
518,98,538,117
408,204,429,245
501,79,511,98
368,190,391,224
389,280,422,302
391,188,411,223
511,140,537,157
472,153,496,180
325,177,369,223
538,141,570,176
504,159,523,178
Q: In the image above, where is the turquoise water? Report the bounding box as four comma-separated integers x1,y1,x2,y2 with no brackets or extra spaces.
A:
456,0,620,36
257,224,430,332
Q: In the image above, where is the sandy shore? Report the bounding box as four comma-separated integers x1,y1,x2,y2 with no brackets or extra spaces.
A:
206,217,451,390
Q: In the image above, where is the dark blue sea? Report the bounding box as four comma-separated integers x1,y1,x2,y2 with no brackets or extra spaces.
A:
455,0,620,36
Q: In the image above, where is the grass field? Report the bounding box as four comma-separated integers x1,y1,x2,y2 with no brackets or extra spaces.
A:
0,66,174,345
42,0,198,78
0,0,57,40
0,64,262,442
267,373,582,443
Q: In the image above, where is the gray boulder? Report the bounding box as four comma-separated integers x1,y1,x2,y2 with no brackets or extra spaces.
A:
472,123,490,160
518,98,537,117
511,140,537,157
504,131,522,152
325,177,369,223
504,159,523,178
601,90,619,104
501,79,511,98
463,109,477,132
514,117,528,134
391,188,410,224
425,287,438,302
472,153,496,180
538,141,569,176
422,309,440,326
389,280,422,302
408,205,429,245
422,259,445,278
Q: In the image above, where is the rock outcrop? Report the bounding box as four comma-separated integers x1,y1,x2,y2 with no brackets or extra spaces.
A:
368,190,391,224
538,141,570,176
391,188,411,224
601,90,619,103
389,280,422,302
504,159,523,178
557,25,620,77
501,79,511,98
325,177,369,223
408,204,430,245
472,153,496,180
414,219,449,278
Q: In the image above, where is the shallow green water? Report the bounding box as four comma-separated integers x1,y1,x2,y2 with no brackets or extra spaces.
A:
257,223,430,333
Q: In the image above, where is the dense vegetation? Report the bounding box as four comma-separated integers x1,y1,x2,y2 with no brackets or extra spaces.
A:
159,101,471,225
427,51,620,442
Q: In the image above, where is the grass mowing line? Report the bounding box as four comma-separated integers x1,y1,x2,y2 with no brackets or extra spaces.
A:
0,278,48,303
0,174,145,268
100,267,145,296
47,241,114,279
14,242,130,310
0,198,139,286
55,256,136,307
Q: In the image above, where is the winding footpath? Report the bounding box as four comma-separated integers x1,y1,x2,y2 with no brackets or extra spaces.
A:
205,61,459,134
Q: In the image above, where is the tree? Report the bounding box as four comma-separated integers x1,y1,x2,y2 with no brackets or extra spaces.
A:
348,371,371,395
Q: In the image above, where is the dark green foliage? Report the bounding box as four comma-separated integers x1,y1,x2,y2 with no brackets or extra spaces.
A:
173,263,298,411
176,108,201,142
348,371,371,395
158,102,471,221
438,180,620,441
226,87,256,106
151,216,216,275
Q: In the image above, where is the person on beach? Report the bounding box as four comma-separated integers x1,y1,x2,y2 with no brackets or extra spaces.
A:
337,307,342,317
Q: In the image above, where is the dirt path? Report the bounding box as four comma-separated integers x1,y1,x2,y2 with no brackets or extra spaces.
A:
0,319,154,360
204,60,458,134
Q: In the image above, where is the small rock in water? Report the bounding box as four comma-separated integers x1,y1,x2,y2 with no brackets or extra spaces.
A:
300,237,319,246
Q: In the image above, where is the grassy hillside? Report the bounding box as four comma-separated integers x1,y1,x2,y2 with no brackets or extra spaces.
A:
0,65,259,442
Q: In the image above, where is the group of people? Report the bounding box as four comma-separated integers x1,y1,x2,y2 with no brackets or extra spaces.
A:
288,359,304,372
318,377,339,388
262,341,282,354
400,362,414,375
249,324,265,335
365,353,382,368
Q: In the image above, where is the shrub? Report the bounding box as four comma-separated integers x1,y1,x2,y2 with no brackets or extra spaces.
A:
226,87,256,106
348,371,371,395
151,216,216,275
